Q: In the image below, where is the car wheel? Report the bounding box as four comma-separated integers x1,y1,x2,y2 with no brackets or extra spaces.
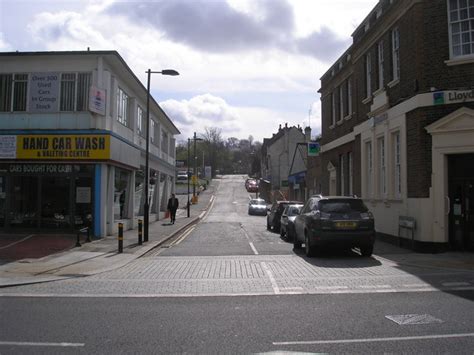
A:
360,245,373,257
293,235,302,249
305,233,315,257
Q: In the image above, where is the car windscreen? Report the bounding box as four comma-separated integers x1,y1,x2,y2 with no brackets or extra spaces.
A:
287,206,302,216
319,199,368,213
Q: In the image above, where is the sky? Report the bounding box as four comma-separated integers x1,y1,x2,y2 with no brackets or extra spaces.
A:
0,0,378,143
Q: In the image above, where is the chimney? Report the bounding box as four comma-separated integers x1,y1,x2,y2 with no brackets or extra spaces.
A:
304,126,311,142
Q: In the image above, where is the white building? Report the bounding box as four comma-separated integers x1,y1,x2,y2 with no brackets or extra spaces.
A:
0,50,180,237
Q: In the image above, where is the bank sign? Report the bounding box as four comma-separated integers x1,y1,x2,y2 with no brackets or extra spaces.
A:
0,135,110,160
433,89,474,105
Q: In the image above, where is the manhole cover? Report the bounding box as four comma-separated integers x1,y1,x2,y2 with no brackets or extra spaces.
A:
385,314,443,325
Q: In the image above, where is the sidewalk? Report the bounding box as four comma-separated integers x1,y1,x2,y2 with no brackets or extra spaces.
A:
0,181,217,288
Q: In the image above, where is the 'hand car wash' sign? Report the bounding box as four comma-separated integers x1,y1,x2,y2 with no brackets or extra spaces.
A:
16,135,110,160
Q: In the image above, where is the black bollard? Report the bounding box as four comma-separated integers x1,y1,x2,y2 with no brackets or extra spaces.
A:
75,231,81,247
85,227,91,243
138,219,143,245
118,222,123,253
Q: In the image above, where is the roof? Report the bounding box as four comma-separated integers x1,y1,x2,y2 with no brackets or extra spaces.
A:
0,50,180,135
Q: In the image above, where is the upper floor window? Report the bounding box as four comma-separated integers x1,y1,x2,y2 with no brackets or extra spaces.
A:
60,73,91,112
0,73,28,112
448,0,474,58
346,78,352,116
391,28,400,81
339,85,344,121
331,92,336,126
137,106,145,137
161,130,169,154
365,52,372,97
377,40,385,89
116,87,129,126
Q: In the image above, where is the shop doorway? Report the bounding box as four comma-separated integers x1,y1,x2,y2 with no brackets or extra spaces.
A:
448,154,474,251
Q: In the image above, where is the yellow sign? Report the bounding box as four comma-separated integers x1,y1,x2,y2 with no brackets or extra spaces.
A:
191,175,198,185
17,135,110,160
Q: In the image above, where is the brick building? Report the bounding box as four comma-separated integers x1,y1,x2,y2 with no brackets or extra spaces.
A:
318,0,474,251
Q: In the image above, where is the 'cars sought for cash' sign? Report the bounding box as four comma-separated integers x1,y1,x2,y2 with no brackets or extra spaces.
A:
16,135,110,160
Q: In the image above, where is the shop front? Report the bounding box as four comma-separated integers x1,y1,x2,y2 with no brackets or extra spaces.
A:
0,163,94,232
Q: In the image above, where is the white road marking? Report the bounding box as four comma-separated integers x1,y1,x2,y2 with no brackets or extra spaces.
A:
261,262,280,294
170,226,196,246
402,283,430,288
0,235,34,250
273,332,474,346
0,341,85,347
441,282,470,287
249,242,259,255
358,285,391,289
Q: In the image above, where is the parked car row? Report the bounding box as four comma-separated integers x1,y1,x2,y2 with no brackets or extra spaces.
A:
247,192,376,258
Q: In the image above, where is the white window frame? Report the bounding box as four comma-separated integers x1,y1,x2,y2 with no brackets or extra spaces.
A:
150,120,156,144
346,78,352,117
447,0,474,59
365,52,372,98
378,137,386,197
339,85,344,121
0,73,28,112
116,87,129,126
393,131,402,198
340,154,345,196
60,72,91,112
391,28,400,81
137,106,145,137
366,141,373,198
348,152,353,196
378,40,385,89
331,92,336,127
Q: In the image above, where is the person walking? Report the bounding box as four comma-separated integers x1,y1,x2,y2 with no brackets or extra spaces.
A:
167,193,179,224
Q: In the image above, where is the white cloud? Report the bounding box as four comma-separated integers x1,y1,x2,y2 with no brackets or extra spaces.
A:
0,33,12,51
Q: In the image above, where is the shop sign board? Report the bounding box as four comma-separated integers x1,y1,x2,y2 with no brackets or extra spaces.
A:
8,164,73,174
28,73,60,112
0,135,17,159
308,142,320,156
11,135,111,160
89,86,106,115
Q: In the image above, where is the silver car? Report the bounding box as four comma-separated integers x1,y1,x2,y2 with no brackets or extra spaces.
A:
248,198,267,216
280,204,303,241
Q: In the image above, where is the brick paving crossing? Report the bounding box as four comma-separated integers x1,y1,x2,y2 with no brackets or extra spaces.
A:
2,254,473,297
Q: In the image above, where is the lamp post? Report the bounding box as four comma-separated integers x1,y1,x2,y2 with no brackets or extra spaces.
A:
187,138,191,217
144,68,179,242
192,132,203,203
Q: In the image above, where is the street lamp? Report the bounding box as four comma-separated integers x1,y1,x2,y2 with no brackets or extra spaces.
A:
187,138,191,217
192,132,203,203
144,68,179,242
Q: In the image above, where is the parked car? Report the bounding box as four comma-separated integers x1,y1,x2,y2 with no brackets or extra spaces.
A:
293,195,375,257
267,200,302,232
248,198,267,216
280,204,303,241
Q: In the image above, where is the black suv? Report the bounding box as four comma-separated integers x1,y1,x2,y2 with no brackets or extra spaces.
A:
293,196,375,257
267,200,302,232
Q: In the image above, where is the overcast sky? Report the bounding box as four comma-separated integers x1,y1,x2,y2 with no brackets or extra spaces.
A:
0,0,378,143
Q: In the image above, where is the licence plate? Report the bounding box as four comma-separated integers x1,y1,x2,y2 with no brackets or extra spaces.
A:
334,221,357,229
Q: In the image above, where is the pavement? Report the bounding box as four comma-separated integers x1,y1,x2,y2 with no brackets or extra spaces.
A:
0,180,218,288
0,176,473,289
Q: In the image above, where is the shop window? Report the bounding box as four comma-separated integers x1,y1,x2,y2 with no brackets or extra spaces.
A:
393,131,402,198
340,154,345,196
378,137,386,197
366,141,373,198
348,152,353,196
0,73,28,112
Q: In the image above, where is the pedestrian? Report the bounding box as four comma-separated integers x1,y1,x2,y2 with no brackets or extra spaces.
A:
167,193,179,224
119,190,126,219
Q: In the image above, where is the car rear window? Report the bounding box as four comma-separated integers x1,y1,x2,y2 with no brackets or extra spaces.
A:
319,199,368,213
250,199,266,206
